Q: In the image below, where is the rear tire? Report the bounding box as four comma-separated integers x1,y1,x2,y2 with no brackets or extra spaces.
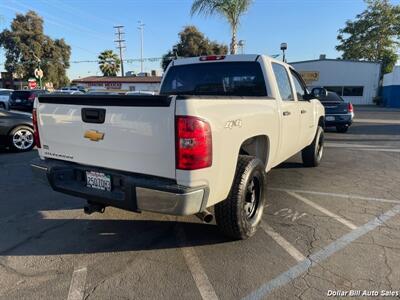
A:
215,155,267,240
302,126,324,167
0,103,5,110
336,125,349,133
8,126,35,152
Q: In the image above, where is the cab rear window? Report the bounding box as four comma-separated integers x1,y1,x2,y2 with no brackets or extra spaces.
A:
160,62,267,96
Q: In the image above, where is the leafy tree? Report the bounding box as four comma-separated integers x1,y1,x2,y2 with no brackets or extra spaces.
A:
161,26,228,70
336,0,400,74
0,11,71,88
98,50,121,76
191,0,252,54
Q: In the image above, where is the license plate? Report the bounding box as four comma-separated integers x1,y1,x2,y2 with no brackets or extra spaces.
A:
86,171,112,191
326,116,335,121
15,99,22,103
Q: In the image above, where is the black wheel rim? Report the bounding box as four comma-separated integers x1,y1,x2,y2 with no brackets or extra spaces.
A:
244,176,261,220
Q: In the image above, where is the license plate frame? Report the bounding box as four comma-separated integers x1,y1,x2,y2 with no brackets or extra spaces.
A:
86,171,112,192
326,116,335,121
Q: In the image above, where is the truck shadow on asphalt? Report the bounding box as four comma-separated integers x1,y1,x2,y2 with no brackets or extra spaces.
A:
0,210,233,256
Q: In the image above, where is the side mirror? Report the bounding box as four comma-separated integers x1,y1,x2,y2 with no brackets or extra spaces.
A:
311,87,328,98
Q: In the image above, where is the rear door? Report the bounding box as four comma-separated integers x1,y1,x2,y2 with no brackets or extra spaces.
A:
272,63,301,162
37,95,177,179
290,70,315,148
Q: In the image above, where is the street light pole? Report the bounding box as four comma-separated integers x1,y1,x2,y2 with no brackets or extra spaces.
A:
138,21,145,73
280,42,288,63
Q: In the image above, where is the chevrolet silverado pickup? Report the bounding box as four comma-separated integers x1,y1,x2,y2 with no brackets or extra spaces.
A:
31,55,325,239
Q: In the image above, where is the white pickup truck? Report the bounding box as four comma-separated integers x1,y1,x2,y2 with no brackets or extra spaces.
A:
31,55,325,239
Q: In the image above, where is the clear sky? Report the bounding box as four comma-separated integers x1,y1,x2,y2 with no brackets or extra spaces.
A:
0,0,398,80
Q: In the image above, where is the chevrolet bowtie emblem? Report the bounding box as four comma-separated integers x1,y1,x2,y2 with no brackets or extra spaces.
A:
84,130,104,142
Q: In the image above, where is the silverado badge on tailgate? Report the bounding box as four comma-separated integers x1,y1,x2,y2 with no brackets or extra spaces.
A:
84,130,105,142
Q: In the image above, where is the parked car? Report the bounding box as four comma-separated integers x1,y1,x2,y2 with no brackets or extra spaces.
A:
313,89,354,133
53,90,84,95
86,90,119,95
125,91,157,95
60,86,86,93
0,110,35,152
0,89,13,110
9,90,47,112
31,54,325,239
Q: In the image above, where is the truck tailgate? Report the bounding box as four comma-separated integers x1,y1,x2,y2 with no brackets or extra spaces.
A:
36,95,176,179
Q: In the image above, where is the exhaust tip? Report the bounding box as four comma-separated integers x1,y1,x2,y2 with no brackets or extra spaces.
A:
195,210,214,223
203,213,213,223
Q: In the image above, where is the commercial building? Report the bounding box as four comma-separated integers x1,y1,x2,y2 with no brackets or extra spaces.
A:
72,76,162,93
291,57,381,105
382,66,400,108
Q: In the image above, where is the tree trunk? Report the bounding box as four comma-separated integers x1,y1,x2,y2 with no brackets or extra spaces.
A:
230,28,237,55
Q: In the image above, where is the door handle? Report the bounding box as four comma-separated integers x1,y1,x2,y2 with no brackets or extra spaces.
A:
283,111,291,116
301,109,307,114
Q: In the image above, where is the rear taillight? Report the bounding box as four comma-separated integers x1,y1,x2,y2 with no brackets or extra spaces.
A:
28,94,35,101
32,108,41,148
176,116,212,170
348,103,354,113
199,55,225,61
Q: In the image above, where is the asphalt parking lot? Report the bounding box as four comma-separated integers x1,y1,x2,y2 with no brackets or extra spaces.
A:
0,106,399,300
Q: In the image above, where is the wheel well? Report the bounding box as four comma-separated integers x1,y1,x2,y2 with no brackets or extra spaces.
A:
239,135,269,167
7,124,33,137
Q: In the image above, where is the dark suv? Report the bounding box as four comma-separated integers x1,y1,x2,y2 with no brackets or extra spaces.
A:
9,90,47,112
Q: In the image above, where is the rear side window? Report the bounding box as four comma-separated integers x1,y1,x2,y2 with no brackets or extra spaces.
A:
160,62,267,96
272,63,293,101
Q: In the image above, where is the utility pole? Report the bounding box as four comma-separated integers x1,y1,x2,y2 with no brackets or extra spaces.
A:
137,21,145,73
114,25,126,77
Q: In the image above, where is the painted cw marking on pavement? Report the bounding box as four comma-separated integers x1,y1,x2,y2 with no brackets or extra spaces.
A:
287,192,358,230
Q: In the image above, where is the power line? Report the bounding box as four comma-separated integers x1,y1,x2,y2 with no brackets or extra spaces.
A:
0,57,163,66
114,25,126,77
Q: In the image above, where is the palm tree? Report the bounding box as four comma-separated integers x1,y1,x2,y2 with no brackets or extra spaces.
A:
191,0,252,54
98,50,121,76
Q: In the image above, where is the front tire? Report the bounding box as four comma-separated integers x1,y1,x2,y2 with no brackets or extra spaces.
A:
9,126,35,152
215,155,267,240
302,126,324,167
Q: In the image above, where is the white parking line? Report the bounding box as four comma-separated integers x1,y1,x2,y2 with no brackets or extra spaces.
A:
325,142,381,148
260,222,305,262
357,148,400,153
175,225,219,300
354,118,400,124
325,143,399,153
243,204,400,300
287,192,358,230
269,188,400,204
67,267,87,300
